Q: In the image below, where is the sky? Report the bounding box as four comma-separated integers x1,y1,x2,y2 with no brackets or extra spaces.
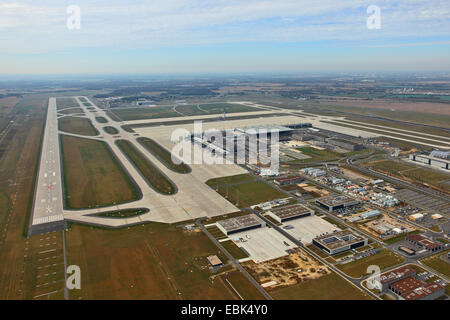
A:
0,0,450,74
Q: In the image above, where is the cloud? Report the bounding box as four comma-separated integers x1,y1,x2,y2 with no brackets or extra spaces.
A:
0,0,449,54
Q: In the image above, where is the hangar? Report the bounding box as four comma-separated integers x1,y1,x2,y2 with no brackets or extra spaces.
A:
266,204,314,223
216,214,266,235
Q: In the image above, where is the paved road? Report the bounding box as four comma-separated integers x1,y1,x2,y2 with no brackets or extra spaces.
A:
29,98,64,230
195,218,273,300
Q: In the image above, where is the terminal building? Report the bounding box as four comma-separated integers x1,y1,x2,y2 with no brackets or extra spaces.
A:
266,204,314,223
216,214,266,235
315,195,360,212
312,230,368,255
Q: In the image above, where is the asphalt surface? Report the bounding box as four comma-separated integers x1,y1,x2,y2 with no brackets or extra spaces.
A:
30,97,64,227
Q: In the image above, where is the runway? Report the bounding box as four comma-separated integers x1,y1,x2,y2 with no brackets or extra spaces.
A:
29,98,65,235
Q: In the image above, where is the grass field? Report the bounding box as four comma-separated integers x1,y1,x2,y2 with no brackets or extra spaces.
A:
56,97,79,110
61,135,140,209
336,249,405,278
420,249,450,278
364,159,450,192
103,126,119,135
0,94,68,299
294,147,343,163
221,240,249,260
116,139,176,195
206,174,287,208
65,222,237,299
223,271,266,300
58,107,84,115
91,208,148,218
59,117,99,136
270,272,372,300
95,116,108,123
137,137,191,174
110,107,180,121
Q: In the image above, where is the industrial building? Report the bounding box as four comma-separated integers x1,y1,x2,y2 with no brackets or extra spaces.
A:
274,175,304,186
360,210,381,220
406,234,442,252
301,167,326,177
266,204,314,223
312,230,368,255
409,152,450,170
327,138,365,151
379,266,416,291
388,276,444,300
206,255,223,267
315,195,360,212
216,214,266,235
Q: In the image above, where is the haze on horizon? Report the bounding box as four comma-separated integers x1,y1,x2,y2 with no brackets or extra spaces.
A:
1,0,450,74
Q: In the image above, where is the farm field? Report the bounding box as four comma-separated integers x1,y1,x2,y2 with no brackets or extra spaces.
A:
116,139,176,195
59,117,99,136
61,135,140,209
65,222,237,300
137,137,191,174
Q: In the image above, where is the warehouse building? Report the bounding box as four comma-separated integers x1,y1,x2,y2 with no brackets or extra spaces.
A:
389,277,444,300
312,230,368,255
274,175,304,186
409,153,450,170
406,234,442,252
360,210,381,220
216,214,266,235
266,204,314,223
315,195,360,212
379,266,416,291
327,138,365,151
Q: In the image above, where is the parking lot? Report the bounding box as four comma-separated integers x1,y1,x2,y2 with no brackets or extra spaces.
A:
230,227,297,263
395,189,450,215
280,215,339,244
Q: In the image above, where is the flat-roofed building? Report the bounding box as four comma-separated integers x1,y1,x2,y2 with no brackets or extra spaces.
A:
389,276,445,300
406,234,442,252
312,230,368,255
216,214,266,235
379,266,416,291
206,255,223,267
274,175,304,186
266,204,314,223
409,153,450,170
315,195,360,212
